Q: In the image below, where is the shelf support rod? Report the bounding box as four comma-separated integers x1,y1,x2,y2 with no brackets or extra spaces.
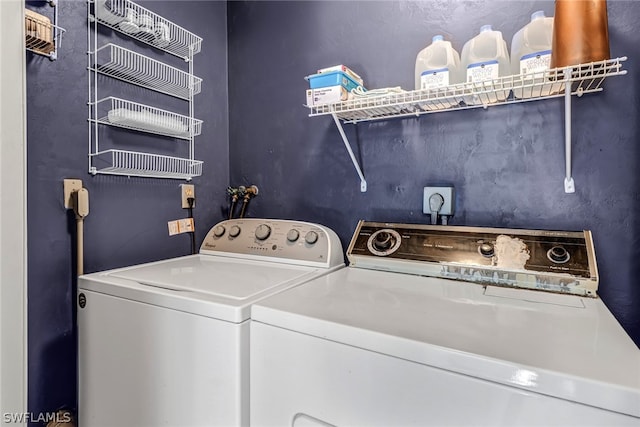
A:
50,0,59,60
331,113,367,192
564,70,575,193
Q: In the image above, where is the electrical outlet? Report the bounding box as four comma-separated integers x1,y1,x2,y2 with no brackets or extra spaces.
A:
423,186,455,216
181,184,195,209
63,179,83,209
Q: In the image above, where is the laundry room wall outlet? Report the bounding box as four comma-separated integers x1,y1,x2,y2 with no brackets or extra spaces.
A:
181,184,195,209
63,178,83,209
423,186,455,216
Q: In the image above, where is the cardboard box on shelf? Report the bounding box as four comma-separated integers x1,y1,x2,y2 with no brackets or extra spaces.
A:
306,85,351,107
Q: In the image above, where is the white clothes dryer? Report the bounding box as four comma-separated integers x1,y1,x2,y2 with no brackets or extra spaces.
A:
78,218,344,427
250,221,640,426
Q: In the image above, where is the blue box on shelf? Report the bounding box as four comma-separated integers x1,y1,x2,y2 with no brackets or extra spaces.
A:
306,71,362,92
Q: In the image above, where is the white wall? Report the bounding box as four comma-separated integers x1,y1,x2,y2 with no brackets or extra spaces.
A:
0,0,27,424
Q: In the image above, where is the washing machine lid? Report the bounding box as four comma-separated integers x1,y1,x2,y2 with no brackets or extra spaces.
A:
252,267,640,418
79,255,340,323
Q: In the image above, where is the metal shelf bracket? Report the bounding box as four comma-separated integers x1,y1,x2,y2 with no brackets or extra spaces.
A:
563,73,575,193
331,113,367,192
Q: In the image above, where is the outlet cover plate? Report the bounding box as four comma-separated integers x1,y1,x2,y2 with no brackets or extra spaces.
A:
423,186,455,216
63,179,83,209
181,184,195,209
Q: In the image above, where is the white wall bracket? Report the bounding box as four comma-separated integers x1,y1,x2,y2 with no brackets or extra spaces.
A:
331,113,367,192
564,73,576,193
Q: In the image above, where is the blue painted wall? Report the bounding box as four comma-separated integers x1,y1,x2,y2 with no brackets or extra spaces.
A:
26,0,229,419
228,0,640,346
24,0,640,421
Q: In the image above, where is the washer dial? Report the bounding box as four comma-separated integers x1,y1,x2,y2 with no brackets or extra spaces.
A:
255,224,272,241
213,225,225,237
478,242,495,258
305,231,319,245
548,245,570,264
229,225,241,238
367,229,402,256
287,229,300,242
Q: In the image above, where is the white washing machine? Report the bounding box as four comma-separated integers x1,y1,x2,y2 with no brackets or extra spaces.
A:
251,221,640,426
77,218,344,427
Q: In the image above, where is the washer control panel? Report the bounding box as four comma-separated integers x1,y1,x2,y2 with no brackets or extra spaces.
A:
347,221,599,297
200,218,343,267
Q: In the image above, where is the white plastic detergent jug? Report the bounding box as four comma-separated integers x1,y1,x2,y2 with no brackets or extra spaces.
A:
511,11,557,98
414,35,462,110
460,25,511,105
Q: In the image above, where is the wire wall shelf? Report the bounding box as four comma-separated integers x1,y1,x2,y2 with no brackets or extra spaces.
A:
309,57,627,123
90,149,203,179
91,97,203,140
90,44,202,100
91,0,202,60
307,57,627,193
88,1,203,181
26,7,65,60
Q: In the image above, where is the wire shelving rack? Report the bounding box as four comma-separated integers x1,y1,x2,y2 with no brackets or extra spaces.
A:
308,57,627,193
87,0,204,180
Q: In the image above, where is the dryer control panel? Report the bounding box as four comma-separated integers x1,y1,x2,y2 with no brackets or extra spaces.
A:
347,221,599,297
200,218,344,268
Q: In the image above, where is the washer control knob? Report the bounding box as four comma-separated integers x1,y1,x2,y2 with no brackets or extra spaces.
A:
548,246,570,263
287,229,300,242
255,224,272,241
373,231,394,251
213,225,225,237
367,229,402,256
479,242,495,257
305,231,319,245
229,225,241,238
